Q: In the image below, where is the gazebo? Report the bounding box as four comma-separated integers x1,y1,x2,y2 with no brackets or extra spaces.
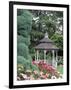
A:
34,32,59,68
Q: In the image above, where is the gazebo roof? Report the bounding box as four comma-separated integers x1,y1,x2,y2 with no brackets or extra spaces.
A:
39,37,53,43
34,32,59,50
35,43,59,50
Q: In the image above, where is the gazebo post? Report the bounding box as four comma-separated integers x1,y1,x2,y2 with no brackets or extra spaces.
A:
44,50,46,62
55,51,58,68
52,50,55,67
35,51,36,61
36,50,39,61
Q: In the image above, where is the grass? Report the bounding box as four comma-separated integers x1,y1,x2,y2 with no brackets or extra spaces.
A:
57,65,63,74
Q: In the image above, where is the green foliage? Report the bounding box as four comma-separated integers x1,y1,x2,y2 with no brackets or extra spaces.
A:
18,30,29,38
51,33,63,50
57,57,63,65
46,52,52,60
57,65,63,74
30,10,63,40
17,9,36,74
58,60,63,65
17,10,32,32
30,30,44,42
17,9,24,16
17,56,32,73
17,56,31,65
17,35,30,46
38,51,44,60
17,64,24,75
29,48,35,59
17,55,39,72
17,43,29,59
30,64,39,72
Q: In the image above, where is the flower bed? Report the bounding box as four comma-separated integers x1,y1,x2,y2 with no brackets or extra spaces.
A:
17,61,63,80
32,61,62,78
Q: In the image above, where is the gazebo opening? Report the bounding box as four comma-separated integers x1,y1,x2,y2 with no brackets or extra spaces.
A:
34,32,59,68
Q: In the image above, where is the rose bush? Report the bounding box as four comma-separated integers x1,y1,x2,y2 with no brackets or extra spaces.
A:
32,61,62,78
17,61,62,80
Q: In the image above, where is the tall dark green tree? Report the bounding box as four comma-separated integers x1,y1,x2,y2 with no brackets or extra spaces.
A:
17,9,39,74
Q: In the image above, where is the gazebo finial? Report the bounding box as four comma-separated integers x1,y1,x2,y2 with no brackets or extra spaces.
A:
45,32,48,38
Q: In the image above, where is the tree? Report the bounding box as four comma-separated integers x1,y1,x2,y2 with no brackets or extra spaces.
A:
29,10,63,42
17,10,34,73
51,33,63,50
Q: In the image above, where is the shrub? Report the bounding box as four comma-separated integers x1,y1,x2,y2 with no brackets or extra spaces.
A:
17,43,30,59
17,35,30,46
17,56,32,73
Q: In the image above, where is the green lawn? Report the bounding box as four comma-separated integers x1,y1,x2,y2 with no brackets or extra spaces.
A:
57,65,63,74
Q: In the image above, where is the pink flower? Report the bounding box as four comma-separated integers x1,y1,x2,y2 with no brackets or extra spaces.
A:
32,61,59,78
40,71,44,76
33,70,38,75
45,73,48,78
40,75,47,79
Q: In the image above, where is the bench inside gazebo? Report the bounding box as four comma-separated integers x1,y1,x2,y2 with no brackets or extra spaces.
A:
34,32,59,68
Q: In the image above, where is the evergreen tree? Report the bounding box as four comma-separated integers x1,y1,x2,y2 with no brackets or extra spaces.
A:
17,9,38,74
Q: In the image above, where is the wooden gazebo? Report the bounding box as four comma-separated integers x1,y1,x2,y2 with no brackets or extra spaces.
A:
34,32,59,68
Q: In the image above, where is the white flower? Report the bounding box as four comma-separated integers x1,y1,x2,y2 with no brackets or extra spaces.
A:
51,75,57,79
20,73,28,79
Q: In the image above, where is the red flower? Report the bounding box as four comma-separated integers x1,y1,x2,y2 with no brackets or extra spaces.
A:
32,61,58,76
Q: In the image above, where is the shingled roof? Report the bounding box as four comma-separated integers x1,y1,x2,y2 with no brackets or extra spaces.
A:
34,32,59,50
39,37,53,43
